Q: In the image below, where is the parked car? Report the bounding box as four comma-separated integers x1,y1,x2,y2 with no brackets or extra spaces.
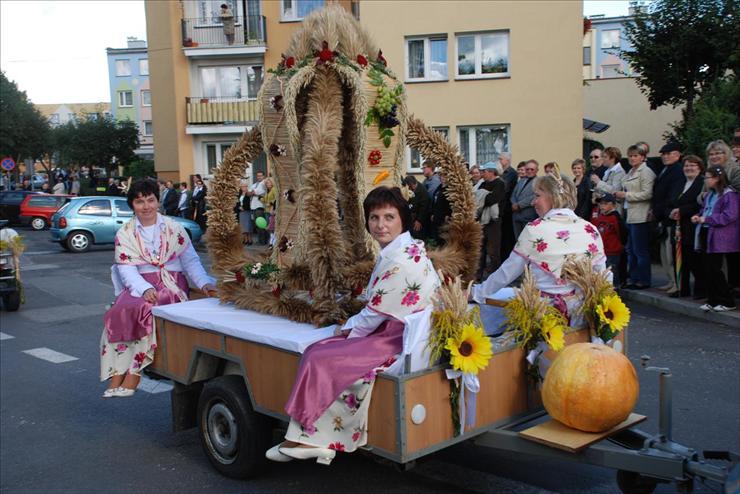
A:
19,194,73,230
50,196,203,253
0,191,41,224
0,220,22,311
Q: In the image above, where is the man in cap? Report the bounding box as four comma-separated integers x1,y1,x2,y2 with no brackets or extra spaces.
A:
652,141,685,293
476,162,506,279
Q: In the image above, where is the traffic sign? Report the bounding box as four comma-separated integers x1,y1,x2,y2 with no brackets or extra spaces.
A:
1,157,15,171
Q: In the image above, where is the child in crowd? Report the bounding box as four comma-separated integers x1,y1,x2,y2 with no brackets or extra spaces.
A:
591,193,625,288
692,166,739,312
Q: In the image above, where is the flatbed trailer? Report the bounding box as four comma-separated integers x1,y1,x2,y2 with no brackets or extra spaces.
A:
147,298,737,493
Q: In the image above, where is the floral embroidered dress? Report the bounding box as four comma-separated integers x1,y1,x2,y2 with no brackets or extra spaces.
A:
100,214,214,381
284,232,439,453
472,208,608,321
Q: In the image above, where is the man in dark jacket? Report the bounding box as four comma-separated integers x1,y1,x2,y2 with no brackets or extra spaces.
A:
160,180,179,216
403,175,430,240
498,152,517,259
651,141,685,294
477,162,506,279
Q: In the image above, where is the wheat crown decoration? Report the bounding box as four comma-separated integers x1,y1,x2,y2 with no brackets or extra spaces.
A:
206,4,481,326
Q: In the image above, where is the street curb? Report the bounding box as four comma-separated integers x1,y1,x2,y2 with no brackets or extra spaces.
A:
621,289,740,329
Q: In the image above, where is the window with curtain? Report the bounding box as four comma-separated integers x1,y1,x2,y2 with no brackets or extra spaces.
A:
115,60,131,76
406,36,447,81
408,127,449,171
457,125,509,166
118,91,133,107
601,29,620,49
281,0,324,21
141,90,151,106
200,65,263,99
198,0,239,24
456,31,509,78
139,59,149,76
206,142,236,175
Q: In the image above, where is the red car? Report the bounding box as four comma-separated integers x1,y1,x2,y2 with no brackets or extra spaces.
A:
19,194,73,230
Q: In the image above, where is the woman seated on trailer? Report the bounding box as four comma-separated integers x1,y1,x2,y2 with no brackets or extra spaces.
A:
471,167,609,322
100,179,216,398
267,186,440,465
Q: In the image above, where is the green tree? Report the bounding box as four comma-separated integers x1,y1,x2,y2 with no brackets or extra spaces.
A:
0,72,51,174
667,76,740,156
620,0,739,121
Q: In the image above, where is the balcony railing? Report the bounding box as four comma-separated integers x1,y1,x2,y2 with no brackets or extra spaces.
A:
181,15,266,48
186,97,258,124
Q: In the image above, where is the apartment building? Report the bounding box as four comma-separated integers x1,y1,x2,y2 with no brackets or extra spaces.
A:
146,0,581,182
582,11,683,153
106,37,154,160
36,103,111,127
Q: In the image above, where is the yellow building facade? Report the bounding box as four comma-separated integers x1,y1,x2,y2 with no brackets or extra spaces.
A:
146,0,582,182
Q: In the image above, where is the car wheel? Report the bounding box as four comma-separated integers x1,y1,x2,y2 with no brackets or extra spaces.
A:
67,231,91,253
197,375,269,479
2,291,21,311
30,217,47,231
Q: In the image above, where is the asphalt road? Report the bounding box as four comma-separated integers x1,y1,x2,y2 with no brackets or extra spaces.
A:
1,228,738,494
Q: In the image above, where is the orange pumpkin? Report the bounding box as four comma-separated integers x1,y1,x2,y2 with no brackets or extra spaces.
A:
542,342,639,433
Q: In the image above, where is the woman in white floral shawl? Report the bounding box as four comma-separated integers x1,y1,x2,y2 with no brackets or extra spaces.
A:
471,167,610,322
266,187,440,465
100,180,215,398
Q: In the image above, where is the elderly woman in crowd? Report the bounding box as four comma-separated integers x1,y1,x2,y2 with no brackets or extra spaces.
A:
615,145,655,289
668,155,705,299
101,180,216,398
471,167,608,322
591,147,626,213
571,158,592,220
266,186,439,465
692,165,739,312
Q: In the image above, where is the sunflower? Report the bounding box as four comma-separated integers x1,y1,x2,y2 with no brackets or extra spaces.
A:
445,323,493,375
596,294,630,333
541,313,566,352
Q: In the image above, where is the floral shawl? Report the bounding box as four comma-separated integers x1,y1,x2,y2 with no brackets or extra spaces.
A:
513,209,606,283
365,234,440,320
114,214,190,301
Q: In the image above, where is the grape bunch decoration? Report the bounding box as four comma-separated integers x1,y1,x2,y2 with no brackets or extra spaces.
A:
376,86,400,128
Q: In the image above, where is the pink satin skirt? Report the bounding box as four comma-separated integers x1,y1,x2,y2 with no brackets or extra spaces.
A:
103,270,189,343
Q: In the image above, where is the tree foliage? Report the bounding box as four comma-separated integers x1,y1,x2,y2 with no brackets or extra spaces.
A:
620,0,739,119
0,72,51,164
52,115,140,175
667,76,740,156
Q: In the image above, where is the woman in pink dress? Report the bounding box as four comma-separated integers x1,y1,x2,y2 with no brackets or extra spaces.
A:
100,180,215,398
266,187,440,465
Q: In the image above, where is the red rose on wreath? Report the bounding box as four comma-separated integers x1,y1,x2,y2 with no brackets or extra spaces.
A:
235,270,245,284
368,149,382,166
285,56,295,69
272,286,282,298
356,54,368,67
316,41,336,64
352,283,363,296
376,49,387,66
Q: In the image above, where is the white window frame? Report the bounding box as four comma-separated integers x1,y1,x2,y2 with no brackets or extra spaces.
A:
196,0,243,26
404,36,448,82
204,141,237,176
406,127,449,172
601,29,620,49
143,121,153,136
280,0,324,22
198,64,263,100
115,59,131,76
139,59,149,76
583,46,591,66
118,91,133,107
457,124,510,167
141,90,152,107
455,31,510,80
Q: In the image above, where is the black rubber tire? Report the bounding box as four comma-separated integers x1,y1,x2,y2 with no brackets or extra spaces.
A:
30,217,46,231
616,470,658,494
3,291,20,311
197,375,269,479
66,231,91,253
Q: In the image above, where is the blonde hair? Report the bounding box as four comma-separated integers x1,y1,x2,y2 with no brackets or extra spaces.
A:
533,163,577,210
706,140,731,164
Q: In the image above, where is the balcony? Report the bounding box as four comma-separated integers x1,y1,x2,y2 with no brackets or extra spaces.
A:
186,97,258,134
181,15,267,57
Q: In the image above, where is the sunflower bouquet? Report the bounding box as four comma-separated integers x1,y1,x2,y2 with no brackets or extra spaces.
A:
429,274,492,436
561,257,630,342
503,267,568,384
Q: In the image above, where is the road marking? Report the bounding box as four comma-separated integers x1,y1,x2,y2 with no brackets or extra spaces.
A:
23,250,60,256
21,264,60,272
138,376,173,394
22,347,79,363
0,332,15,340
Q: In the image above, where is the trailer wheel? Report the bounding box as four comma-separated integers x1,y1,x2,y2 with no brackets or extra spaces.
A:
616,470,658,494
197,375,268,479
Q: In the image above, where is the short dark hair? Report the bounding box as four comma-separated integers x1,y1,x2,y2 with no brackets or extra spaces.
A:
181,182,188,188
517,161,526,169
604,146,622,163
683,154,705,172
221,3,228,8
127,179,160,208
363,186,412,233
627,144,647,157
402,175,419,187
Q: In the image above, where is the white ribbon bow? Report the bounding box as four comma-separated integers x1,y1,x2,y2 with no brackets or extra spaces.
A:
525,341,552,381
445,369,480,436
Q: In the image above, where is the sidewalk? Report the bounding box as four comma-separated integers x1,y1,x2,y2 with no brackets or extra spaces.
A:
621,264,740,329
